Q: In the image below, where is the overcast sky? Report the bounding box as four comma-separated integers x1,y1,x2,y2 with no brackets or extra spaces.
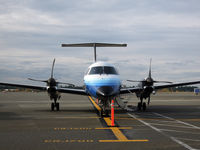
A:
0,0,200,86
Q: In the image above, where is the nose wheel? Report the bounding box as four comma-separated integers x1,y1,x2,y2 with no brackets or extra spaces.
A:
99,109,109,117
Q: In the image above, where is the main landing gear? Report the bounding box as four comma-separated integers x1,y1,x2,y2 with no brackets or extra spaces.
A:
137,102,146,111
51,98,59,111
137,96,146,111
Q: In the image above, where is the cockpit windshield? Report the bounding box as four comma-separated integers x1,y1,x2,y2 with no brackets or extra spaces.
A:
89,66,118,75
104,66,118,74
89,66,103,75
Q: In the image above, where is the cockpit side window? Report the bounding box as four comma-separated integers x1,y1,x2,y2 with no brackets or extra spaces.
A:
85,68,90,75
104,66,118,75
89,66,103,75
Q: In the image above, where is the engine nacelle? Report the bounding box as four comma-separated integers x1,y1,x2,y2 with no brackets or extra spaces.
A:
152,90,156,95
47,86,57,93
144,86,154,93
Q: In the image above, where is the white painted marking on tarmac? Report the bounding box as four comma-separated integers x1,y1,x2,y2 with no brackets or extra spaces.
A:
153,112,200,130
176,137,200,142
160,129,200,135
149,120,179,124
128,113,161,133
128,113,197,150
170,137,199,150
149,123,198,129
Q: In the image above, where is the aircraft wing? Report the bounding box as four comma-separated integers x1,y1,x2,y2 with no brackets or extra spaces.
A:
120,87,143,94
120,81,200,94
0,82,46,91
0,82,87,95
154,81,200,90
57,88,87,95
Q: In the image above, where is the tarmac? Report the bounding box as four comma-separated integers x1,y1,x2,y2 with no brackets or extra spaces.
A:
0,92,200,150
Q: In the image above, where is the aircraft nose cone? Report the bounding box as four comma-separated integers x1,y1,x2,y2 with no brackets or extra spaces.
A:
96,86,114,97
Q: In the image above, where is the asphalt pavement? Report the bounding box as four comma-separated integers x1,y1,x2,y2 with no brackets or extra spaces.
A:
0,92,199,150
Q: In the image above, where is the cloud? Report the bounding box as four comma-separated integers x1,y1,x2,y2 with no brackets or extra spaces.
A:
0,0,200,85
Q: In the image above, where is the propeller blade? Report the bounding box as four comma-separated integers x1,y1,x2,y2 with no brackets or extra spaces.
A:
56,82,75,87
51,58,56,78
127,80,143,82
148,96,150,105
148,58,152,78
154,81,173,84
28,78,47,83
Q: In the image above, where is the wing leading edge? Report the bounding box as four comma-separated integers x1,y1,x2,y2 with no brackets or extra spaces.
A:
154,81,200,90
0,82,87,95
120,81,200,94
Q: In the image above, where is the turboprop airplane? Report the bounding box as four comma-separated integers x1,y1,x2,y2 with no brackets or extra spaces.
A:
1,43,200,116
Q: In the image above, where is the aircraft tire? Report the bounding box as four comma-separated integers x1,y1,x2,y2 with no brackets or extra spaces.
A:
142,102,146,111
100,110,104,118
105,110,109,117
51,103,54,111
137,102,142,110
56,103,60,111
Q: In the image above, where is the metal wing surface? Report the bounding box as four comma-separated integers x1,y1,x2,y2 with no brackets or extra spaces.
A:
0,82,87,95
120,81,200,94
154,81,200,90
0,82,46,91
57,88,87,95
120,87,143,94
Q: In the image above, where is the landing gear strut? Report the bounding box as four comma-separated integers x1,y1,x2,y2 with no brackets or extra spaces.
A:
137,96,146,111
99,100,109,117
51,98,59,111
100,108,109,117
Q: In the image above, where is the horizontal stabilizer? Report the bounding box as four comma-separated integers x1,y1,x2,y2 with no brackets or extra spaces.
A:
62,43,127,47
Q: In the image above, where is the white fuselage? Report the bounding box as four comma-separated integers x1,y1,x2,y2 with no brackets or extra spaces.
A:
84,61,121,98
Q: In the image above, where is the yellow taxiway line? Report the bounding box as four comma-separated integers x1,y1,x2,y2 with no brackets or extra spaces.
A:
99,139,149,142
88,96,101,111
88,96,148,142
104,117,128,140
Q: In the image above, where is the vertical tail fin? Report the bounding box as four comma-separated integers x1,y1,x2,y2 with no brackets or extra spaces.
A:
51,59,55,78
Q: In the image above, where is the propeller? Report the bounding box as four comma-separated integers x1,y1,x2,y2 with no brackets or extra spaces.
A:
127,59,172,84
51,58,55,78
148,96,150,105
153,80,172,84
28,59,74,87
127,80,144,82
27,78,48,83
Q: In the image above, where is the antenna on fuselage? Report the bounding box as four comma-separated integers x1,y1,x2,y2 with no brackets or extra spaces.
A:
61,43,127,62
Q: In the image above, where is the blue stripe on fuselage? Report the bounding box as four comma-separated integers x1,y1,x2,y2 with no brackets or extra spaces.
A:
84,76,121,98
